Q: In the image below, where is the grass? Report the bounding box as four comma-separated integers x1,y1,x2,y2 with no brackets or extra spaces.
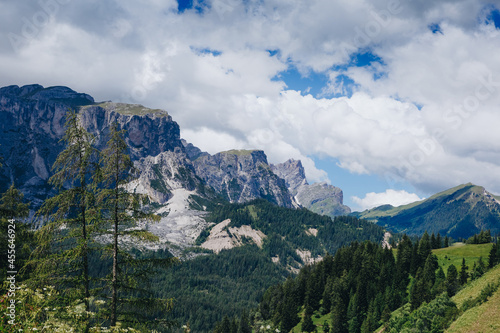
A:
291,309,330,333
433,243,493,275
220,149,259,156
451,262,500,308
445,264,500,333
89,102,168,117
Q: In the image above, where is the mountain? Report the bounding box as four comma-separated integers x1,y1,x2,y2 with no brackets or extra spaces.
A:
354,183,500,238
272,159,351,217
0,84,353,251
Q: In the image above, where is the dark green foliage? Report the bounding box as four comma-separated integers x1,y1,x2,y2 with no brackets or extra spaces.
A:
446,264,459,297
0,184,33,285
157,245,286,332
386,293,459,333
470,256,486,280
254,241,402,333
302,304,316,333
237,310,251,333
459,258,469,285
205,200,385,262
489,241,500,268
466,230,492,244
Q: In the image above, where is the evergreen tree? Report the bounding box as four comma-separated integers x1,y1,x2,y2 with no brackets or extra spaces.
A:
410,267,425,310
302,304,316,333
279,277,300,332
0,183,29,220
459,258,469,285
97,122,174,329
446,264,459,297
436,233,442,249
471,256,486,280
216,316,232,333
323,321,330,333
0,183,31,283
431,266,446,297
431,233,437,249
237,310,251,333
444,236,449,248
489,242,499,268
418,232,432,266
30,111,100,332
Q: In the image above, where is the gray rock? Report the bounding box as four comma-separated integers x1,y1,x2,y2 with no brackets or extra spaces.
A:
271,159,308,195
272,159,351,217
0,85,184,206
193,150,294,207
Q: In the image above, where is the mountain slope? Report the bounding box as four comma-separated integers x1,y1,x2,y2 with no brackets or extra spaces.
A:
354,183,500,238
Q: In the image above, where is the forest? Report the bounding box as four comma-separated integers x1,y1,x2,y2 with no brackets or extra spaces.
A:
213,231,500,333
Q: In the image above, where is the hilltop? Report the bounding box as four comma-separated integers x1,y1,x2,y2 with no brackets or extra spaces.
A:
353,183,500,239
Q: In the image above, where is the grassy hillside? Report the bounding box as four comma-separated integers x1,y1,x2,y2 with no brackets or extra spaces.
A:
433,242,493,275
445,263,500,333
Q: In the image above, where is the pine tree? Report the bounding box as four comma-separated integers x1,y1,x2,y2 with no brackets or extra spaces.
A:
436,233,442,249
97,122,174,329
446,264,459,297
302,304,316,333
459,258,469,285
237,310,251,333
0,183,29,220
489,242,499,268
431,266,446,296
0,183,31,282
29,111,100,332
431,233,437,249
444,236,449,248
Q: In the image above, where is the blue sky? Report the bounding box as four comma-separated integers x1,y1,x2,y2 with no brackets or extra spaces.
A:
1,0,500,211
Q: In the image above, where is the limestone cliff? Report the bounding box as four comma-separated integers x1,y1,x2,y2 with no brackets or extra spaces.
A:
272,159,351,217
192,150,294,208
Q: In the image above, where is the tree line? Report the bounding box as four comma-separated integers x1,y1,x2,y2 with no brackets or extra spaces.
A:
215,230,500,333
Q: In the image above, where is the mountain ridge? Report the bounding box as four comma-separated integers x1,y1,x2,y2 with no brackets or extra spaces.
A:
354,183,500,238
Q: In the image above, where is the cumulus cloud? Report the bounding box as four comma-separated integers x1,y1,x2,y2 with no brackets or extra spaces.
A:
351,190,424,212
1,0,500,196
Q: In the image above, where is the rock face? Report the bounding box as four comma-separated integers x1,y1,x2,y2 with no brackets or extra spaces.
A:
0,84,184,207
271,159,308,195
295,182,351,217
0,84,297,211
272,159,351,217
192,150,294,208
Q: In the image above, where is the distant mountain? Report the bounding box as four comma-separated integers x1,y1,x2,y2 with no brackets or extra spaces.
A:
353,183,500,238
271,159,351,217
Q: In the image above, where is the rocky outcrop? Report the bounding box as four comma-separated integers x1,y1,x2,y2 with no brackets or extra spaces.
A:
296,182,351,217
272,159,351,217
192,150,294,207
0,85,184,207
0,84,296,211
271,159,308,196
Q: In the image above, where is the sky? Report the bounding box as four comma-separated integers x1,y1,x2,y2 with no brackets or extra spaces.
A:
1,0,500,211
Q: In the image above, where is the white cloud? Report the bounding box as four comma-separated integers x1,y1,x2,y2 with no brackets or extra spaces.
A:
351,190,424,211
2,0,500,197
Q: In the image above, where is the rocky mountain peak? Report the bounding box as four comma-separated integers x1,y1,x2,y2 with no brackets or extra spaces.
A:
271,159,308,195
192,149,293,207
272,159,351,217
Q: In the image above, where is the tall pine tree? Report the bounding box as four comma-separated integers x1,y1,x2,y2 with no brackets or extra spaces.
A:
29,111,101,332
98,122,175,329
